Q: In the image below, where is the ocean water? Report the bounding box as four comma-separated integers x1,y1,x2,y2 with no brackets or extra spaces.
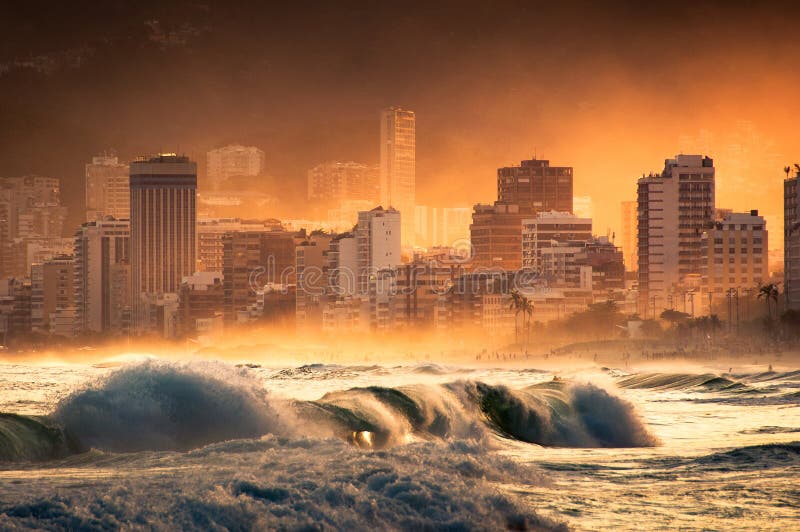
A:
0,357,798,530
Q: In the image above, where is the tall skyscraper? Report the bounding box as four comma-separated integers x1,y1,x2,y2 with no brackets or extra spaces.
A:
785,168,800,310
129,154,197,332
85,155,130,221
620,200,638,273
380,107,415,246
206,145,265,190
637,154,715,317
74,219,131,334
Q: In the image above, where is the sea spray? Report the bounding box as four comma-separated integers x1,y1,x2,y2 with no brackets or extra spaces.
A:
52,361,287,453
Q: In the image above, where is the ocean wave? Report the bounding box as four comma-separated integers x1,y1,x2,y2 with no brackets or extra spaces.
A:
0,436,567,531
51,361,286,453
1,362,656,462
0,413,72,462
690,442,800,470
617,373,751,393
298,380,657,449
739,370,800,383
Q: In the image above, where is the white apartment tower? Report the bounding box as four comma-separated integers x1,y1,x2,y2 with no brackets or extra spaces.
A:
637,154,715,317
206,145,265,190
380,107,416,247
130,154,197,331
74,219,131,334
85,155,130,221
356,207,402,293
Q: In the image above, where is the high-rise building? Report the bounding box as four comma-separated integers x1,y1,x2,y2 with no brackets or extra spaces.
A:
74,219,131,334
637,154,715,317
129,154,197,332
785,168,800,310
296,233,333,331
327,233,359,297
356,207,402,294
620,201,638,273
222,230,296,321
85,155,130,222
206,145,265,190
497,158,573,213
380,107,416,247
700,211,767,314
521,212,593,271
31,255,75,336
307,161,379,206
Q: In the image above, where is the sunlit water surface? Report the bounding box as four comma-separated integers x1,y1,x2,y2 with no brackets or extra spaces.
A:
0,359,797,530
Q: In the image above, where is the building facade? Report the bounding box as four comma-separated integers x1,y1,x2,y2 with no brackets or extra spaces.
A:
74,218,131,334
521,211,593,272
85,155,130,221
470,203,531,270
206,145,265,190
0,176,68,278
355,207,402,294
178,271,224,337
222,230,296,321
620,200,638,273
380,107,416,246
785,169,800,310
196,217,284,272
129,154,197,332
699,210,768,314
31,255,75,336
637,155,715,317
497,158,573,213
307,161,379,206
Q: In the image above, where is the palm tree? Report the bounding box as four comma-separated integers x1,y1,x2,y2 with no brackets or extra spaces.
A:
758,283,780,321
509,289,526,344
521,297,534,348
785,166,792,179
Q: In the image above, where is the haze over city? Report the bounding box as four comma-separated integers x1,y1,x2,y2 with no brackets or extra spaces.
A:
2,1,799,239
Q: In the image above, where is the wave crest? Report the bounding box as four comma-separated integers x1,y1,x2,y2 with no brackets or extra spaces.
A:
52,361,284,453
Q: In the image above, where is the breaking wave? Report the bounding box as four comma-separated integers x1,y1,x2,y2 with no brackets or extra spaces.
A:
297,379,657,448
0,414,72,462
1,362,656,462
51,362,285,454
617,373,751,393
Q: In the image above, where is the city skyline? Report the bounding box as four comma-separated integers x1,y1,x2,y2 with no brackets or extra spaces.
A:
2,4,800,531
